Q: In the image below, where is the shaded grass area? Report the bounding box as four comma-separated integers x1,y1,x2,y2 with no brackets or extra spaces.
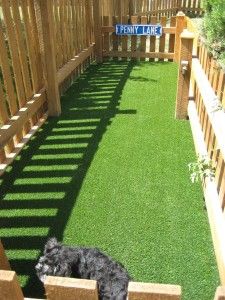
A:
0,61,219,299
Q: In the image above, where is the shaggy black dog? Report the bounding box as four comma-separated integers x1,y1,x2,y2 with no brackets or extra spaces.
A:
35,238,131,300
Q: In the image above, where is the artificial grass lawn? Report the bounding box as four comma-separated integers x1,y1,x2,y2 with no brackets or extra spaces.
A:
0,61,219,299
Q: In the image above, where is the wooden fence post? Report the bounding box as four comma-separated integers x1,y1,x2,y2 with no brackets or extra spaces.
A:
174,11,186,63
93,0,103,63
214,287,225,300
38,0,61,116
175,30,194,119
0,271,24,300
0,240,11,270
44,276,99,300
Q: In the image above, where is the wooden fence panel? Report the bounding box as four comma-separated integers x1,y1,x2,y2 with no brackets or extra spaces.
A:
191,56,225,283
0,0,94,175
102,14,177,61
101,0,203,18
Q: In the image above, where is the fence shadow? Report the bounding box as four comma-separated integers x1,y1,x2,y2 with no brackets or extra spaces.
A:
0,60,136,298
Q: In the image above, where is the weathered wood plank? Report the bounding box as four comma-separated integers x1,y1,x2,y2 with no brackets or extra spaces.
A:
0,271,24,300
44,276,99,300
128,282,181,300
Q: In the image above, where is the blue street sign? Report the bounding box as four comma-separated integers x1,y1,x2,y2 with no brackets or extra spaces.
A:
115,24,162,36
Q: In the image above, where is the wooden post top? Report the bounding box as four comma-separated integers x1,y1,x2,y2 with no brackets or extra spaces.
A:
176,11,185,17
180,29,195,40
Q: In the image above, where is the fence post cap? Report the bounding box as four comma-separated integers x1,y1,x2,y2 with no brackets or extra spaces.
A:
181,29,195,39
176,11,185,17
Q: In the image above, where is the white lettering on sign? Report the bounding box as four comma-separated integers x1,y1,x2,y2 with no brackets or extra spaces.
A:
115,24,162,36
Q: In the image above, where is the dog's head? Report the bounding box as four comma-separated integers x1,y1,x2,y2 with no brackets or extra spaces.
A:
35,238,73,282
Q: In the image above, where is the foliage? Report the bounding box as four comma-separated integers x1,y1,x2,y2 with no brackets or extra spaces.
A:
202,0,225,64
188,155,215,183
211,96,225,113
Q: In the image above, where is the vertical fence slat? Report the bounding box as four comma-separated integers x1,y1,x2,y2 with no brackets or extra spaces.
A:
0,82,13,163
121,15,128,60
28,0,44,89
21,0,41,93
112,15,119,59
0,25,18,117
150,15,157,62
103,16,110,56
159,16,167,61
131,15,138,60
39,0,61,116
93,0,103,63
169,16,176,61
71,0,78,57
11,0,33,101
0,82,8,163
54,0,63,69
140,16,147,61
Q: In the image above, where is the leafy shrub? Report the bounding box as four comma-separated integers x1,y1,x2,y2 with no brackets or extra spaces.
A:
188,155,215,183
202,0,225,63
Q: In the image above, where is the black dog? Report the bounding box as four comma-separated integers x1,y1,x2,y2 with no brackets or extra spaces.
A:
35,238,131,300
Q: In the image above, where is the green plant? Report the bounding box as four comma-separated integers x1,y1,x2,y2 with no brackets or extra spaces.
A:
202,0,225,63
188,155,215,183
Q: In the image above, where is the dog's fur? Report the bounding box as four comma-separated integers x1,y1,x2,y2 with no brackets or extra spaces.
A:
35,238,131,300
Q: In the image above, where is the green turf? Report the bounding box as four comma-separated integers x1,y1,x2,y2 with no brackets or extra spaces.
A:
0,61,219,299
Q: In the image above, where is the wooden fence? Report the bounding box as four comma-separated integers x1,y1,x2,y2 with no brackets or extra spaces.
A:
101,12,186,62
176,17,225,287
0,0,94,176
101,0,204,20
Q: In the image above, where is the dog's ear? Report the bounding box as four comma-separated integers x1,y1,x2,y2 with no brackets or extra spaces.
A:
44,237,59,254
